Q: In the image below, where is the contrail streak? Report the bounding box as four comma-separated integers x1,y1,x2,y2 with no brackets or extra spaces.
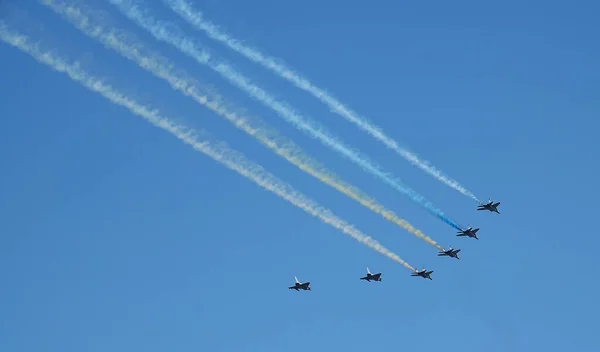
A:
0,23,416,272
42,0,443,250
107,0,464,231
162,0,481,203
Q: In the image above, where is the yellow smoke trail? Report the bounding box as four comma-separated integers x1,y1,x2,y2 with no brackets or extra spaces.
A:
42,0,443,251
0,23,416,271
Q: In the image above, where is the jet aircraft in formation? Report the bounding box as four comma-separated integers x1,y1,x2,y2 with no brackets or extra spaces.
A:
290,200,501,290
457,226,480,240
360,267,382,282
411,268,434,280
288,276,311,291
438,246,461,259
478,200,500,214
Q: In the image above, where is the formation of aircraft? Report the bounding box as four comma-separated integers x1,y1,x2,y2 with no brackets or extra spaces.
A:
457,226,480,240
290,199,501,289
290,266,429,291
477,200,501,214
438,246,461,259
360,267,382,282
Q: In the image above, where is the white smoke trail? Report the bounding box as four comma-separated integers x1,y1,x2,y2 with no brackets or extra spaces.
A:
0,23,416,272
41,0,443,250
163,0,481,203
107,0,465,232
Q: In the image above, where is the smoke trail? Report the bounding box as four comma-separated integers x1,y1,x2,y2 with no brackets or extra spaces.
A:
42,0,443,250
107,0,464,231
0,23,416,271
162,0,481,203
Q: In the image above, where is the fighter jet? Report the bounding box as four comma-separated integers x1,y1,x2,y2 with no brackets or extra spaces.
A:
360,267,382,282
477,200,500,214
411,268,434,280
438,245,461,259
288,276,311,291
457,226,480,240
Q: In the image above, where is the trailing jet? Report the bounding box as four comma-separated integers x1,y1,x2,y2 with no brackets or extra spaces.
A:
360,267,382,282
288,276,311,291
457,226,480,240
477,200,500,214
411,268,434,280
438,246,461,259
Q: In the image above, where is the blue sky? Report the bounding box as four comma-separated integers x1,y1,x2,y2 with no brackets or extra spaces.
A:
1,0,599,351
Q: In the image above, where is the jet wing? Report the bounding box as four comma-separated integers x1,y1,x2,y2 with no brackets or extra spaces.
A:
301,282,310,289
372,273,381,280
493,202,500,206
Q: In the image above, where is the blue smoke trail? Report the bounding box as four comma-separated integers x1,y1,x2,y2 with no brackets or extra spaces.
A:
107,0,463,231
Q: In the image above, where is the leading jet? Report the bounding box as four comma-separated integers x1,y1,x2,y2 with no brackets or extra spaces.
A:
360,267,382,282
457,226,480,240
477,200,500,214
411,268,434,280
438,245,461,259
288,276,311,291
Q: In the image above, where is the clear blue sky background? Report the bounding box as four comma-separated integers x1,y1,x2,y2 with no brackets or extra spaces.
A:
1,0,599,351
